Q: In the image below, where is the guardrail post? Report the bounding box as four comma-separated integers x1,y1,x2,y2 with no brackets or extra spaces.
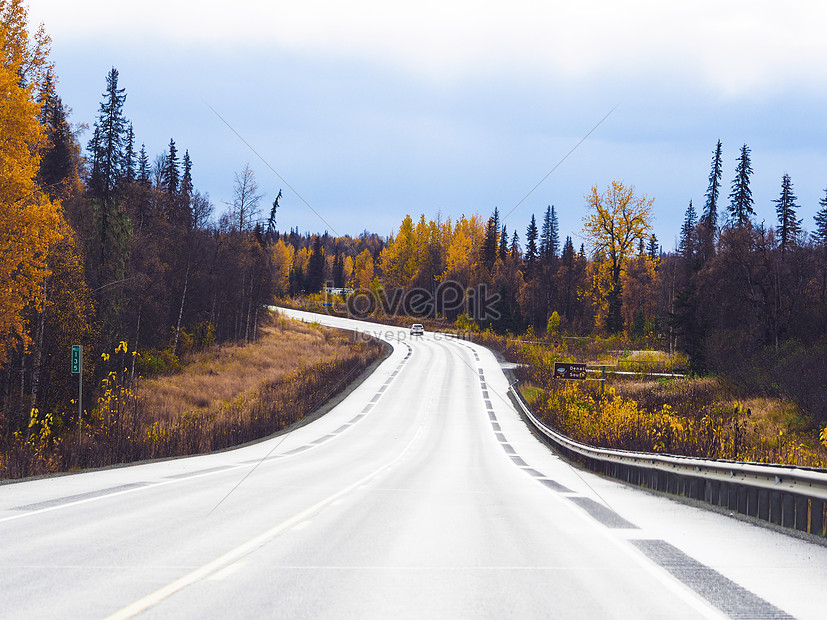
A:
770,491,783,525
757,489,769,521
814,499,827,536
782,494,796,528
746,487,758,517
727,483,737,510
737,486,748,515
704,480,714,504
795,496,809,532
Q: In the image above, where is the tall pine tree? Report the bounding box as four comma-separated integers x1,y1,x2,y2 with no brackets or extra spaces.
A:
679,200,697,261
647,234,659,261
815,189,827,299
123,122,135,182
698,140,722,262
163,137,179,196
38,77,78,201
498,225,508,262
180,150,193,201
539,205,559,264
702,140,722,230
267,189,282,241
87,67,130,284
524,214,538,279
728,144,755,228
774,173,801,259
814,188,827,248
509,230,520,259
137,143,150,186
482,207,500,270
88,67,127,203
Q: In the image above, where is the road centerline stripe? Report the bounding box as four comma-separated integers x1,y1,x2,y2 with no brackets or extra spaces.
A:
103,418,427,620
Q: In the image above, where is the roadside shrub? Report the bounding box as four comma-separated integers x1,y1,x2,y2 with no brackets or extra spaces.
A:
135,349,181,376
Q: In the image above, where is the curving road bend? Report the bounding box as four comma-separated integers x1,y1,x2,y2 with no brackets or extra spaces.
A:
0,308,825,619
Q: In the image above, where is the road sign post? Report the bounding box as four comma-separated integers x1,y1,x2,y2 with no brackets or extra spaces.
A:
71,345,82,445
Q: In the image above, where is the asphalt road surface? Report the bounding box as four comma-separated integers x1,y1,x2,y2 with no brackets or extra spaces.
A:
1,308,825,619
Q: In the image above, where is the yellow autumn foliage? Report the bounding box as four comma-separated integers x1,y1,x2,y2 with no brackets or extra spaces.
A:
271,239,293,296
353,248,375,289
532,378,824,467
0,0,65,363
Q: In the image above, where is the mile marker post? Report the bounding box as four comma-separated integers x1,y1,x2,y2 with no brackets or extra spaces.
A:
71,345,82,447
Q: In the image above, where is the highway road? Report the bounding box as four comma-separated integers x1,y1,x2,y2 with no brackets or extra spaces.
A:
1,308,825,618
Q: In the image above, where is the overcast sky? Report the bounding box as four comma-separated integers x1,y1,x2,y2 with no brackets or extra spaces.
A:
28,0,827,248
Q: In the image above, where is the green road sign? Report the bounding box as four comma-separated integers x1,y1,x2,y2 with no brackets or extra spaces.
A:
71,345,82,374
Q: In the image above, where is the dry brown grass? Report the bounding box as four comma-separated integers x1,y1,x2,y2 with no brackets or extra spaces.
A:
138,316,364,421
0,313,386,478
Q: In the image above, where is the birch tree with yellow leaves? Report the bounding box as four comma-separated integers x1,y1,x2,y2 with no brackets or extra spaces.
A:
583,181,653,333
0,0,64,363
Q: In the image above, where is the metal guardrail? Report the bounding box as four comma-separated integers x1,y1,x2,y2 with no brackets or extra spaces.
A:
508,383,827,538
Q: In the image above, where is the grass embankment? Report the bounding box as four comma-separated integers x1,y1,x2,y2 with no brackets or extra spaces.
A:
477,331,827,468
2,313,385,478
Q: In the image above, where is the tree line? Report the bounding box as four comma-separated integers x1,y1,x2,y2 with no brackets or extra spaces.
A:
4,0,827,456
1,2,277,450
275,143,827,424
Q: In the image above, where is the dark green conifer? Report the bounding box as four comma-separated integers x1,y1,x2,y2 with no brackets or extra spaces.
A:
524,214,538,278
498,225,508,262
774,173,801,258
728,144,755,227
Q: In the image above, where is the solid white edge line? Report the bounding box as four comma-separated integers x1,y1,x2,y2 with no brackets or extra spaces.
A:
0,324,408,526
103,422,426,619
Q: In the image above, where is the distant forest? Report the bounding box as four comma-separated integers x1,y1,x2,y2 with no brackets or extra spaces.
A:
2,0,826,455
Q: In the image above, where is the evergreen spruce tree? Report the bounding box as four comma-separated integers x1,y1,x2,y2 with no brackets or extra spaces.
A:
550,205,559,258
815,189,827,299
38,83,77,201
137,144,150,186
698,140,722,262
180,150,193,201
163,138,179,196
679,200,697,260
728,144,755,227
267,189,282,241
647,234,659,260
124,122,135,182
305,236,325,293
510,230,520,259
702,140,722,230
814,188,827,248
482,207,500,269
540,206,551,263
524,214,538,278
774,173,801,258
87,67,127,203
561,236,574,263
498,225,508,262
87,67,129,280
559,236,576,320
539,204,560,264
